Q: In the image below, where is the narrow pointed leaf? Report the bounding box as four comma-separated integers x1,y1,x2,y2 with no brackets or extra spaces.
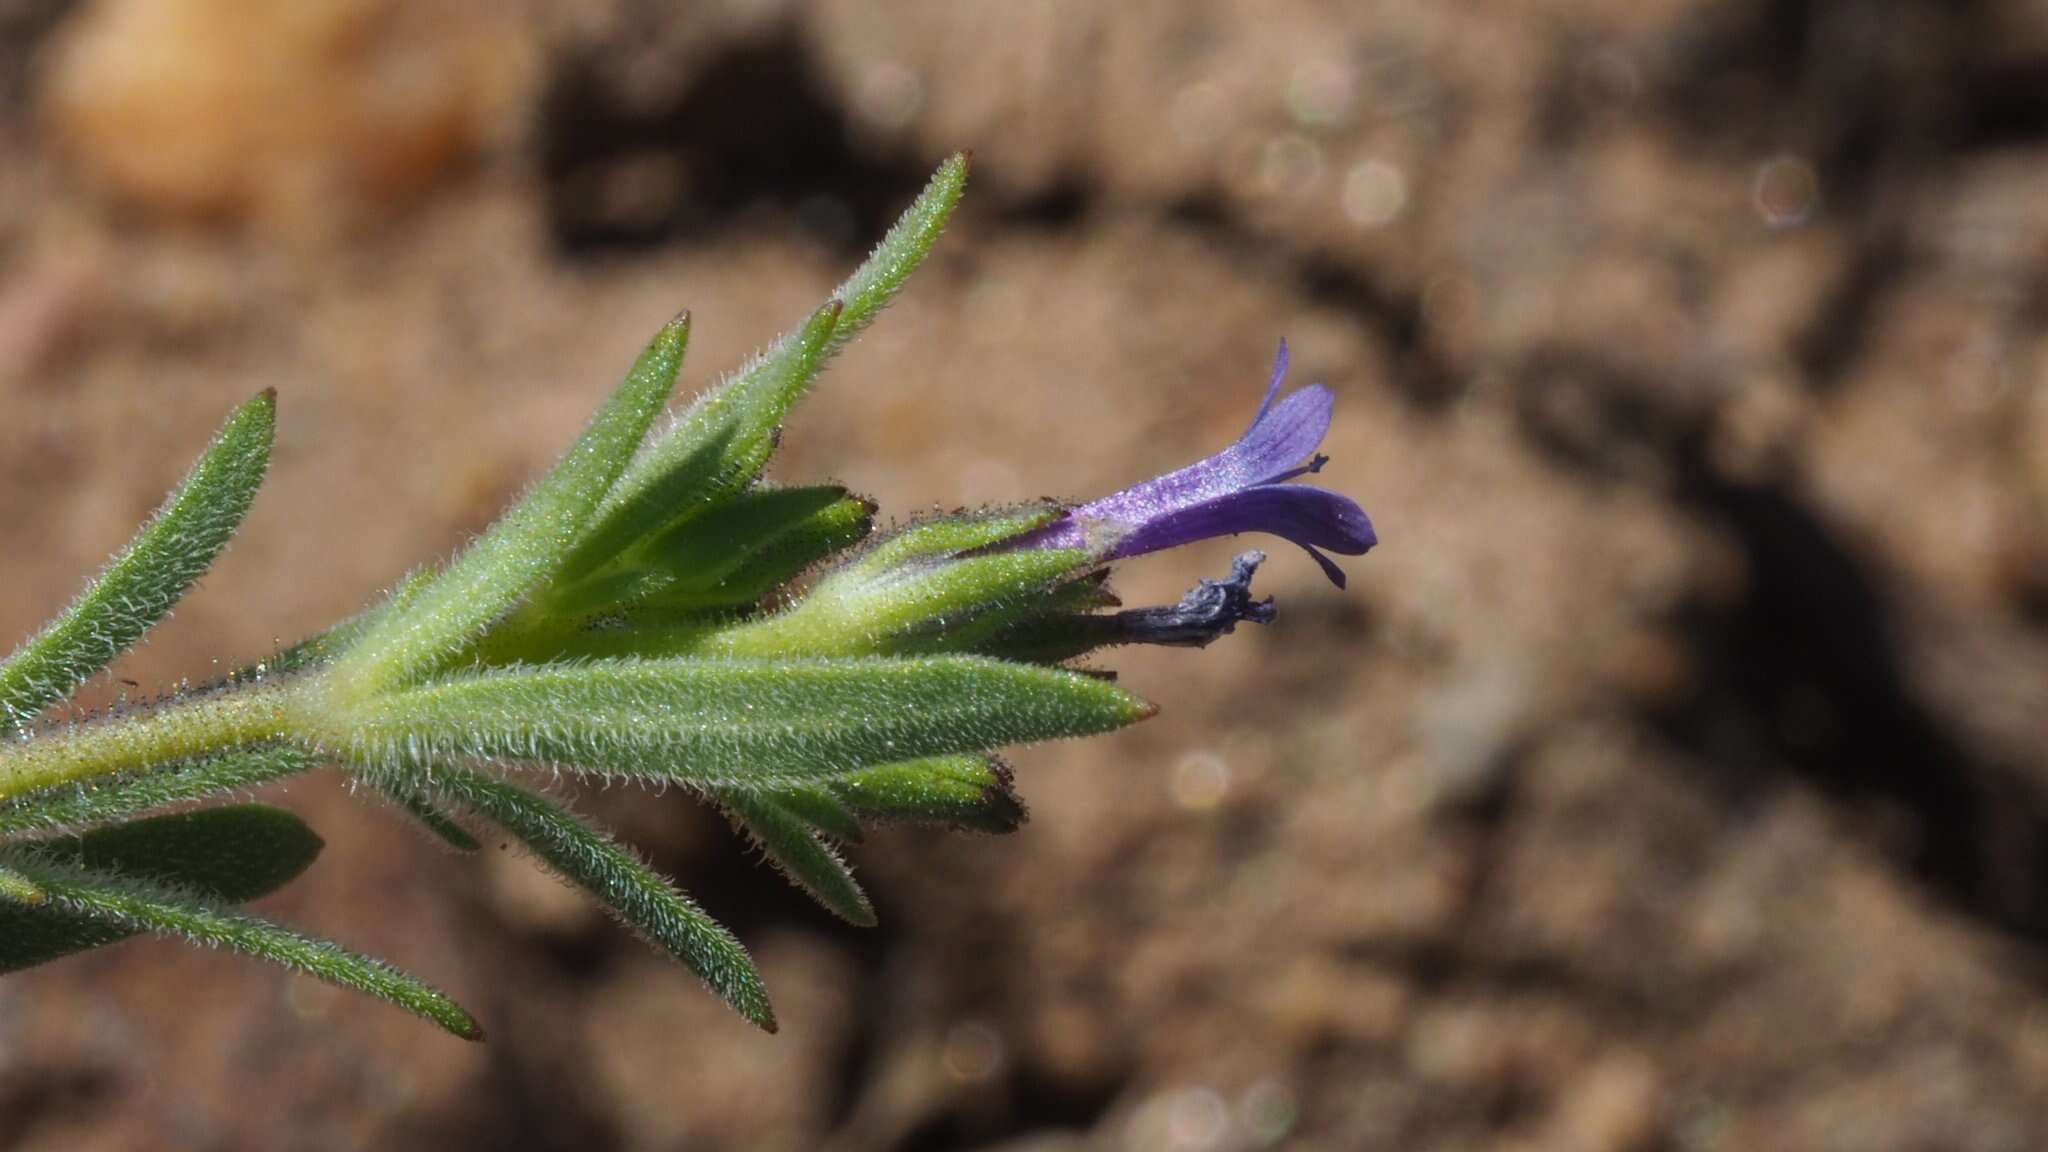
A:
717,507,1089,657
633,485,867,604
637,485,854,572
0,804,323,971
473,481,865,660
736,783,863,843
548,485,867,619
830,754,1027,833
553,303,841,586
373,783,481,852
722,790,874,926
0,392,275,730
821,152,968,349
0,857,479,1038
335,316,688,692
564,153,968,581
841,504,1061,574
421,766,775,1030
458,602,728,667
845,551,1095,653
889,569,1120,658
339,656,1154,789
0,745,313,836
659,493,872,610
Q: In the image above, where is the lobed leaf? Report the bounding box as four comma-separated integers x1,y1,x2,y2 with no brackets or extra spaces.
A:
0,804,323,971
0,392,275,730
420,765,775,1030
720,790,874,926
0,855,479,1038
336,656,1153,790
333,315,689,692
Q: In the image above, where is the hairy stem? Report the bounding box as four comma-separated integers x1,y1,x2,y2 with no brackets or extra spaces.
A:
0,681,302,802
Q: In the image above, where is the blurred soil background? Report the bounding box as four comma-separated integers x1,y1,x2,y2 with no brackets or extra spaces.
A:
2,1,2048,1149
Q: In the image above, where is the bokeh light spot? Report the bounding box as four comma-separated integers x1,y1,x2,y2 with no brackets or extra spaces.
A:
1752,155,1820,229
1342,158,1408,228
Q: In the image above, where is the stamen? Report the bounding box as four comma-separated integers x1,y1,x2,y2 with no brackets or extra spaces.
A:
1268,453,1331,485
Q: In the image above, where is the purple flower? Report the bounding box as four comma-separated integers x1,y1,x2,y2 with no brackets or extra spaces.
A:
1025,341,1376,587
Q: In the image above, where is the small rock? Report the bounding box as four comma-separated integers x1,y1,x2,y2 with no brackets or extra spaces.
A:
42,0,537,233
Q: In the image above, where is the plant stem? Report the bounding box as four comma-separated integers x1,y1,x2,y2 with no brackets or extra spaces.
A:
0,681,302,803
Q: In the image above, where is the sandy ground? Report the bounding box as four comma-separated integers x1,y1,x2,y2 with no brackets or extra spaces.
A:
2,1,2048,1149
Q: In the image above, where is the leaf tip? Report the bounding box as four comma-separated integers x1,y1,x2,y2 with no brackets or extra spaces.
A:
650,311,692,360
738,989,780,1033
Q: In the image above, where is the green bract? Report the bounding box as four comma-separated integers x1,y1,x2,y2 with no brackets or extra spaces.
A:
0,152,1291,1039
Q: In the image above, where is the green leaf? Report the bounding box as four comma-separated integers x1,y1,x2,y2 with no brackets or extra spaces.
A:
544,485,869,620
372,782,481,853
830,754,1027,834
0,856,480,1039
337,655,1154,790
819,152,969,349
0,804,323,971
893,569,1122,660
458,602,731,667
714,507,1093,657
332,315,689,693
661,492,873,610
738,782,863,843
0,745,314,836
561,152,969,582
421,765,775,1031
634,485,867,600
0,391,275,730
720,790,874,926
551,303,842,591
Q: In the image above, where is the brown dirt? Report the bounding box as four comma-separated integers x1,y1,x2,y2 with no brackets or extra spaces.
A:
2,1,2047,1149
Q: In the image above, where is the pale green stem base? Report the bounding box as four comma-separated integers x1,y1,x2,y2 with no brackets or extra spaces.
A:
0,681,302,803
